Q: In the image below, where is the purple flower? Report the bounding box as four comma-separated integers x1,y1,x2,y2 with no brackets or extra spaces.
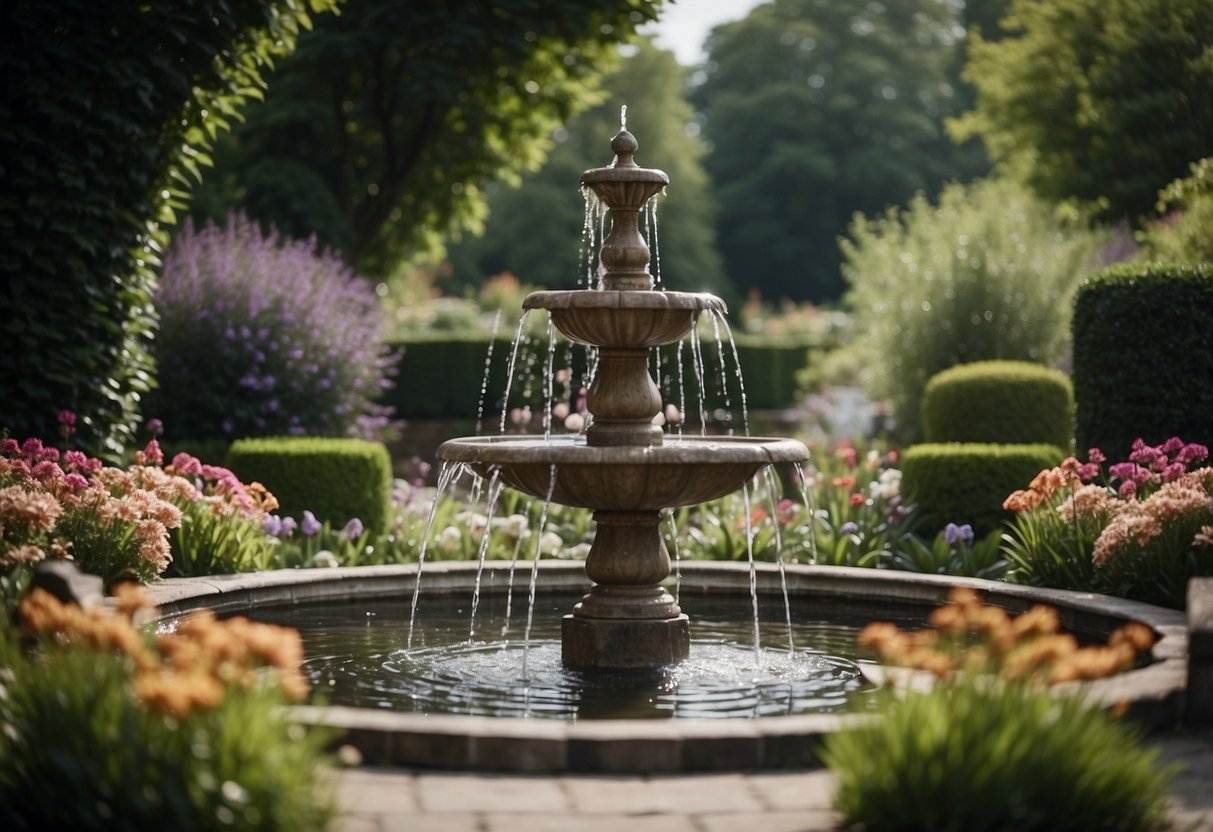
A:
280,516,298,537
145,418,164,437
944,523,974,545
840,522,859,535
342,517,365,540
301,510,322,536
262,514,283,537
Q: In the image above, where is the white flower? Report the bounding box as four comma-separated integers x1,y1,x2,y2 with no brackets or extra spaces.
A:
309,550,339,568
538,531,564,555
651,411,666,426
870,468,902,501
455,510,489,540
436,526,463,551
564,413,585,432
563,542,592,560
492,513,529,539
664,404,682,425
551,401,570,421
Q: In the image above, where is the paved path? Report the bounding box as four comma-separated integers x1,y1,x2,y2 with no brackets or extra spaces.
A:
334,730,1213,832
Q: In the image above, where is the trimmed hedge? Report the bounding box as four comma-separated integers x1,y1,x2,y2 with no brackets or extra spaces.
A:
227,437,392,533
382,333,812,420
1073,263,1213,458
922,360,1073,450
901,442,1066,536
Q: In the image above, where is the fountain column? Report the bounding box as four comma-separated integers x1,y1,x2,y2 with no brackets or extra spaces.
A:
557,127,690,668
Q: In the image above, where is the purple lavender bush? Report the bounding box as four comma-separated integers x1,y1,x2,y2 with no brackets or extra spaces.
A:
147,214,397,441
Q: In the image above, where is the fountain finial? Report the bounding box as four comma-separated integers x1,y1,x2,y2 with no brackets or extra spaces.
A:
610,129,640,169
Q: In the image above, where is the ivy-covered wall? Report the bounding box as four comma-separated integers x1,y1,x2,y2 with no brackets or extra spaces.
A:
0,0,332,458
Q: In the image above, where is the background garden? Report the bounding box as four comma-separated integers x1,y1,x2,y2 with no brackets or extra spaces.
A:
1,0,1211,829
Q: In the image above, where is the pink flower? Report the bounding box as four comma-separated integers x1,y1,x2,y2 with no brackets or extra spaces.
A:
136,439,164,466
1161,462,1186,483
1118,480,1137,499
170,452,203,478
1178,443,1209,467
1087,448,1106,465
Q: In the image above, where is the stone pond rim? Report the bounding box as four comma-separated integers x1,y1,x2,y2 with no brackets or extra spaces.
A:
144,561,1189,774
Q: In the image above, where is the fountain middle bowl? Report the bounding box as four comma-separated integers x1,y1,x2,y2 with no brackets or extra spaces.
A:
522,289,726,347
437,433,808,510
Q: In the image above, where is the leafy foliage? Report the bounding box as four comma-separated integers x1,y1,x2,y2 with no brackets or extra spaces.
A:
191,0,663,277
952,0,1213,222
1135,156,1213,267
840,177,1103,442
1072,262,1213,458
691,0,989,303
146,215,398,443
0,0,334,459
887,526,1008,579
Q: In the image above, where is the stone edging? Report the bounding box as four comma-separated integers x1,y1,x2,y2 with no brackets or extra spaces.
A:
145,562,1189,774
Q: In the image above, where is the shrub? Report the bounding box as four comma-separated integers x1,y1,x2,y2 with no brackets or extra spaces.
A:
840,177,1104,443
900,442,1065,536
823,589,1174,831
922,360,1073,450
1136,156,1213,266
1073,262,1213,458
147,214,397,444
1,586,335,830
1004,438,1213,609
228,437,393,534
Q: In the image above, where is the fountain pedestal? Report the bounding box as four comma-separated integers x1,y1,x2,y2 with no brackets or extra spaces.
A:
563,510,688,667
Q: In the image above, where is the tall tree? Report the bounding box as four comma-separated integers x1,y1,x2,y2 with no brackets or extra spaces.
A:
691,0,987,303
0,0,334,457
444,39,733,301
191,0,664,277
951,0,1213,222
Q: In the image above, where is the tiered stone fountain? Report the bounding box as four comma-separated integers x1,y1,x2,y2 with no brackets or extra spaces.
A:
437,127,808,669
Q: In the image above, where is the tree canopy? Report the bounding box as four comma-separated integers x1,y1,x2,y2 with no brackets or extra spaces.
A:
0,0,334,456
691,0,988,303
192,0,664,278
951,0,1213,222
444,39,732,302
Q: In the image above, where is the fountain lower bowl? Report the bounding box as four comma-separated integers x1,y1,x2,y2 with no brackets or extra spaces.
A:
437,434,808,509
147,562,1188,774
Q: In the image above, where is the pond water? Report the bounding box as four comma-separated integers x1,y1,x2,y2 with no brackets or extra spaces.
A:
248,589,891,720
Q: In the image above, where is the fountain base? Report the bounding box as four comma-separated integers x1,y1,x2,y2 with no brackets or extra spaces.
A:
562,612,689,669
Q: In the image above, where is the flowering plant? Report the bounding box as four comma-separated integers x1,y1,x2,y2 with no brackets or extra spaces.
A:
148,213,398,442
1003,437,1212,608
792,439,918,567
0,436,282,595
887,522,1008,579
1,584,335,829
823,588,1174,831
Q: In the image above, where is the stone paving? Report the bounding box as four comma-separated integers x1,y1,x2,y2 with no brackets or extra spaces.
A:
333,730,1213,832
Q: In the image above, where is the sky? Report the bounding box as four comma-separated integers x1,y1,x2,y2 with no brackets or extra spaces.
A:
641,0,768,66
